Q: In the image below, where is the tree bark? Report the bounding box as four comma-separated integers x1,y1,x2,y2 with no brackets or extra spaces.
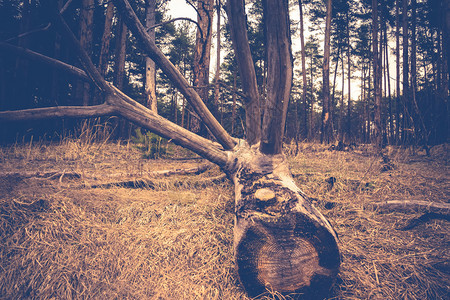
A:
77,0,94,106
299,0,308,140
372,0,382,152
114,17,127,90
260,0,292,155
214,0,221,110
396,0,401,144
321,0,333,144
225,0,261,145
229,143,340,298
445,0,450,95
145,0,158,113
191,0,214,133
402,0,409,144
99,2,114,77
346,10,352,143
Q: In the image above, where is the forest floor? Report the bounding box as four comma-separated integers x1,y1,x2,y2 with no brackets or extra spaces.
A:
0,139,448,299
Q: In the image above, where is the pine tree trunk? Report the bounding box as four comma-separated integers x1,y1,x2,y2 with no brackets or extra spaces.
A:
309,52,314,140
99,2,114,77
114,16,128,138
321,0,333,144
231,67,237,135
145,0,158,113
385,22,393,144
192,0,214,134
78,0,94,106
346,10,352,143
402,0,409,144
396,0,401,144
298,0,308,140
372,0,382,152
214,0,221,110
225,0,261,145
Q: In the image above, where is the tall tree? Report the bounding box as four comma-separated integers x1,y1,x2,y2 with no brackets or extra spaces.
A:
346,8,352,142
299,0,308,140
78,0,94,106
99,2,114,77
321,0,333,144
145,0,158,113
192,0,214,133
395,0,401,143
372,0,382,151
225,0,261,144
213,0,221,110
402,0,410,143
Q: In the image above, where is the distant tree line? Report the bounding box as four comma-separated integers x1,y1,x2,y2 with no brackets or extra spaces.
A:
0,0,448,148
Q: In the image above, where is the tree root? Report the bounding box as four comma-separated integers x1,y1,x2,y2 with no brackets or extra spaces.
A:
399,212,450,230
369,200,450,215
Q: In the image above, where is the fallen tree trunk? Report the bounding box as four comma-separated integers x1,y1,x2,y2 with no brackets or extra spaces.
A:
226,142,340,298
0,164,212,181
0,1,341,297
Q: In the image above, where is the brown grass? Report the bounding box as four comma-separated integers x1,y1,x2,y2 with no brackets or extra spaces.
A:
0,140,448,299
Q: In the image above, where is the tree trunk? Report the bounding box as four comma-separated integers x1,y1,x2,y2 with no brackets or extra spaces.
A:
229,143,340,298
145,0,158,113
402,0,409,144
77,0,94,106
308,51,314,140
321,0,333,144
372,0,382,152
114,16,128,138
385,25,393,144
339,56,344,143
225,0,261,145
231,67,237,135
346,10,352,143
214,0,221,110
260,0,292,155
444,0,450,95
99,2,114,77
192,0,214,134
298,0,308,140
396,0,401,144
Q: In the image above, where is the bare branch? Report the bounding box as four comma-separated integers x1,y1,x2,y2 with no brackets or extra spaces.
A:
0,42,89,81
369,200,450,215
60,0,74,14
0,44,228,167
0,104,115,122
112,0,235,150
107,89,229,166
3,23,51,43
51,9,114,94
147,17,203,40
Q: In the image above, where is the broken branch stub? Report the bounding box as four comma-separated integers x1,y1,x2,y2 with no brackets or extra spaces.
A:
225,142,340,298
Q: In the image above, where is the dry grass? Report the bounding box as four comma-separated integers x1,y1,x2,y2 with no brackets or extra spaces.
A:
0,139,448,299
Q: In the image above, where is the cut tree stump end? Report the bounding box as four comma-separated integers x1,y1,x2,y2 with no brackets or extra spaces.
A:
235,212,340,299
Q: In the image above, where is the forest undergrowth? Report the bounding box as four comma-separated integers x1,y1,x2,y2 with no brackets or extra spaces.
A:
0,138,448,299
